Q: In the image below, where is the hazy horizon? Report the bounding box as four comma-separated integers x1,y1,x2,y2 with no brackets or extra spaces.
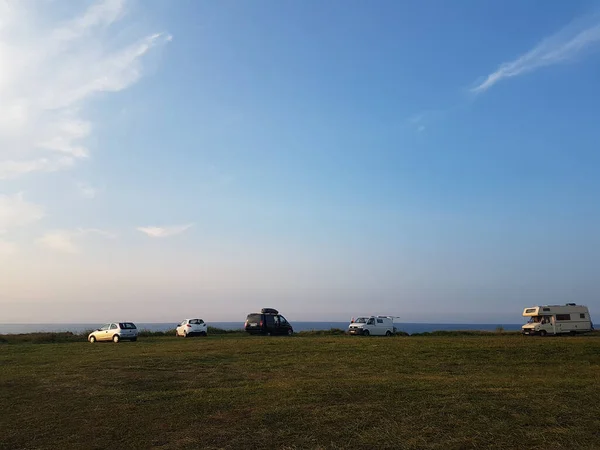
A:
1,1,599,324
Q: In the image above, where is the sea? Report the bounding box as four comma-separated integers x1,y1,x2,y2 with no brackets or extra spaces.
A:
0,322,523,335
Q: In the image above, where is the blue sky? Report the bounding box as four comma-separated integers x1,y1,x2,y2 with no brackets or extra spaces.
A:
1,0,599,323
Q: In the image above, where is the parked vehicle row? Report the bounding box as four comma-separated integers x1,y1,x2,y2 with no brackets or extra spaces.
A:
87,308,297,343
87,303,595,343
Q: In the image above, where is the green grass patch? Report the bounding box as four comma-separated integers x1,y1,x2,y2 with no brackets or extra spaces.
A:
1,334,600,448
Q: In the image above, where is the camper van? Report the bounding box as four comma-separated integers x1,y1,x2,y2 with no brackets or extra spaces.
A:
522,304,593,336
348,316,396,336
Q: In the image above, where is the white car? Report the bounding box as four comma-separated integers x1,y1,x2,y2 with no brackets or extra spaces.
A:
88,322,138,343
176,319,208,337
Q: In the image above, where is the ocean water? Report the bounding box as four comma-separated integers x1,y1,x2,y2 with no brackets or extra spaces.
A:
0,322,523,335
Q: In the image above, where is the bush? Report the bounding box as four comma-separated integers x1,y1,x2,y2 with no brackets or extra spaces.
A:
137,329,177,337
297,328,347,336
409,330,521,337
0,332,87,344
207,326,244,335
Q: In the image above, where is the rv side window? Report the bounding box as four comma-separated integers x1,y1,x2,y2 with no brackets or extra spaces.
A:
580,313,585,319
542,308,551,312
556,314,571,321
525,308,536,314
377,319,383,323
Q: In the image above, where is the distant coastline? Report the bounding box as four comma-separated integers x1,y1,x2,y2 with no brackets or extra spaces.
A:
0,322,523,335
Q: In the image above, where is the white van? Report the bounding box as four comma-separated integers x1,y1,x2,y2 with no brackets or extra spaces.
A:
348,316,396,336
522,304,594,336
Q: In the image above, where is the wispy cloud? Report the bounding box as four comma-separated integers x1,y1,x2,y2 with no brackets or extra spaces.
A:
77,228,118,239
77,182,99,199
137,224,194,238
0,193,44,232
37,228,116,254
0,0,171,178
407,113,425,132
472,15,600,93
405,112,435,133
37,231,80,254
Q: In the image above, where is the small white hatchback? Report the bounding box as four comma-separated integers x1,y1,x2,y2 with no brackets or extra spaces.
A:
88,322,138,343
176,319,208,337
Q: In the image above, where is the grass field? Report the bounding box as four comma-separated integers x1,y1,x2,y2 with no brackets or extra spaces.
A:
1,334,600,449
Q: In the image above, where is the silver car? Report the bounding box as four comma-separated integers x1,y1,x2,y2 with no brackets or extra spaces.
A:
88,322,138,343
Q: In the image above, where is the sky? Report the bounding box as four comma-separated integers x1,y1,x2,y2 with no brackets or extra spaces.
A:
1,0,600,324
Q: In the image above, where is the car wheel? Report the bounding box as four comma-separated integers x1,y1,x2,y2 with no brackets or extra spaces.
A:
287,328,293,336
184,331,188,338
113,334,120,343
266,331,272,336
175,330,179,337
89,336,96,343
539,330,547,337
363,330,370,336
202,331,207,337
386,331,392,337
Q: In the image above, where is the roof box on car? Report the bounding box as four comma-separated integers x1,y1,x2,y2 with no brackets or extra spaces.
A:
261,308,279,314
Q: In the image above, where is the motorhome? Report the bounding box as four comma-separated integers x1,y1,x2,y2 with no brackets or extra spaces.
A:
522,304,593,336
348,316,396,336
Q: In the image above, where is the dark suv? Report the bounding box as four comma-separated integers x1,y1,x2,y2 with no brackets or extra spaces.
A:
244,308,294,336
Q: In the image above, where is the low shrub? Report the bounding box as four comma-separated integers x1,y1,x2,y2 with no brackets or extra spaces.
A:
207,326,244,335
137,329,177,337
0,332,87,344
409,330,521,337
297,328,347,336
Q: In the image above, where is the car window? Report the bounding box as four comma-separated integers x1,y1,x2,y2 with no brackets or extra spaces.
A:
279,316,288,325
119,323,137,329
377,319,383,323
367,318,375,325
190,319,204,325
110,324,118,330
100,324,110,331
246,314,261,324
265,315,275,326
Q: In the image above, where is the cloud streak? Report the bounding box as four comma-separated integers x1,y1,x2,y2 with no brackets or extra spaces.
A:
0,0,171,178
0,193,44,232
472,15,600,93
37,228,116,254
77,182,99,199
137,224,194,238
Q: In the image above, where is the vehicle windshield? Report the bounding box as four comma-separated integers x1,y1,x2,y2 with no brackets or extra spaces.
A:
527,316,551,324
353,317,367,323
